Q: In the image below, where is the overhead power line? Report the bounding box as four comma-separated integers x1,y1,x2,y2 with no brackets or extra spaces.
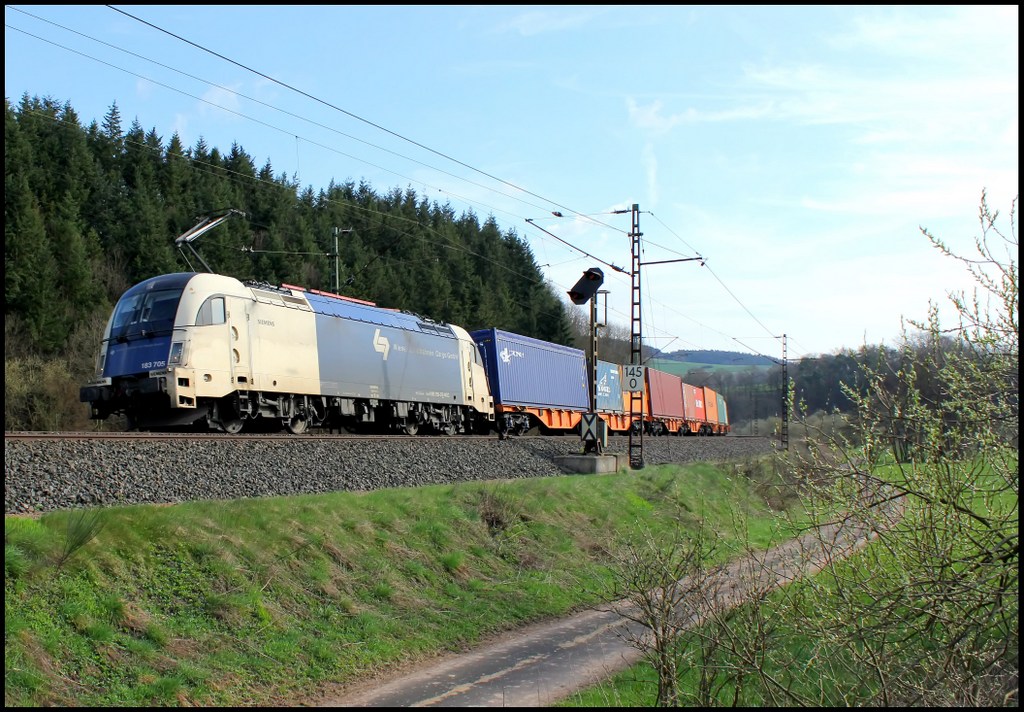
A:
11,6,629,245
524,219,627,276
13,6,801,360
106,4,607,228
5,9,554,221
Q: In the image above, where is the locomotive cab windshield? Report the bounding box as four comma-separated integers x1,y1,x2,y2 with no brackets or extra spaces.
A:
98,273,197,377
110,288,182,342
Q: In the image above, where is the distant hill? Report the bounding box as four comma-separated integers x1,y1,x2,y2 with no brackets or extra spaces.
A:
655,350,777,367
646,350,778,380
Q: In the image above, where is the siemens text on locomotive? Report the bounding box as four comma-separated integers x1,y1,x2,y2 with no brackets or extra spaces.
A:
80,273,730,437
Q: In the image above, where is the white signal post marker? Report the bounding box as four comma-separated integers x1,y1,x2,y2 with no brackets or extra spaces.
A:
623,365,645,392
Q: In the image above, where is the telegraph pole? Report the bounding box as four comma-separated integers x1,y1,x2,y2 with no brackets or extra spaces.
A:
333,227,340,292
331,227,353,292
781,333,789,450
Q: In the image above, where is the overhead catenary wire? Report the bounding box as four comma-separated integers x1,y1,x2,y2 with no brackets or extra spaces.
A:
3,20,633,302
646,210,799,360
10,6,800,362
2,18,545,227
7,5,636,286
105,4,622,233
17,107,566,313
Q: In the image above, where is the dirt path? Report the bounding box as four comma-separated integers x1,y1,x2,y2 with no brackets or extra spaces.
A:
291,510,889,707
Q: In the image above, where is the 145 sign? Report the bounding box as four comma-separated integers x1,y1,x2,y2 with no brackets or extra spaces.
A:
623,365,645,392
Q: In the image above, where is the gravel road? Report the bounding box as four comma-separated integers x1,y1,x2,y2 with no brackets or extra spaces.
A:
295,511,892,707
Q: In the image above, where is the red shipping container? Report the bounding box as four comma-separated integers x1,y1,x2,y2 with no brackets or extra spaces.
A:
646,368,685,419
682,382,707,422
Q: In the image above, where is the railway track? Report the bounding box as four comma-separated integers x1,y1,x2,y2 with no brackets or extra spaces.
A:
3,430,500,442
4,430,768,442
5,432,777,515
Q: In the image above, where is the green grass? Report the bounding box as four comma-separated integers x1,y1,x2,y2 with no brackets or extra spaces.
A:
560,582,865,708
4,458,801,707
647,358,770,378
562,452,1019,707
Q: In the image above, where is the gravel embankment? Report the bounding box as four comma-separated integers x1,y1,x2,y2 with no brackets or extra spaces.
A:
4,435,776,515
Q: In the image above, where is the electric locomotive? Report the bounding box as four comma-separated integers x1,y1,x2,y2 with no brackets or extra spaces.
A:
80,272,495,434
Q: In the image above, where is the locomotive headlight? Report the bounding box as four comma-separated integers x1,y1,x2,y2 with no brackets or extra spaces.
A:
95,352,106,377
169,341,185,365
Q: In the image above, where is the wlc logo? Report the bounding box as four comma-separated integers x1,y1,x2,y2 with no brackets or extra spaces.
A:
499,346,524,364
373,328,390,360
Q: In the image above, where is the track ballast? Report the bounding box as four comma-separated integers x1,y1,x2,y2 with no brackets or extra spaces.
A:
5,433,777,515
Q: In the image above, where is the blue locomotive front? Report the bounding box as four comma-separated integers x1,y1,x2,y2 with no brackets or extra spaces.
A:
80,273,197,427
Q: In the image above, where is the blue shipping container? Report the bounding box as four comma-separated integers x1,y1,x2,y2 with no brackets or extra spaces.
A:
470,329,588,410
595,360,624,413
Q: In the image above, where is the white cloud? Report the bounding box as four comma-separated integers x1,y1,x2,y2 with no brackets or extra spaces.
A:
495,8,609,37
642,143,659,208
625,97,776,132
835,6,1018,68
197,84,243,120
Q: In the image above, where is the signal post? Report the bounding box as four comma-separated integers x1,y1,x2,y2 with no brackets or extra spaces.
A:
555,268,622,474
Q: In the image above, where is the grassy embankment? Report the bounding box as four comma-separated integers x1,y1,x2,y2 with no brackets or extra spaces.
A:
563,455,1019,707
5,457,801,706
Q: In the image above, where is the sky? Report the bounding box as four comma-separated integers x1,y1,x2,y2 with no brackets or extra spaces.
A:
5,5,1018,361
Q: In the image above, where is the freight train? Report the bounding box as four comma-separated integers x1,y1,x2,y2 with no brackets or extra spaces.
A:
80,272,730,437
470,328,729,437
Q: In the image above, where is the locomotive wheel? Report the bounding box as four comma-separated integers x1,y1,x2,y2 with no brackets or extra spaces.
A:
441,423,456,436
214,396,245,434
403,420,420,436
286,416,309,435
